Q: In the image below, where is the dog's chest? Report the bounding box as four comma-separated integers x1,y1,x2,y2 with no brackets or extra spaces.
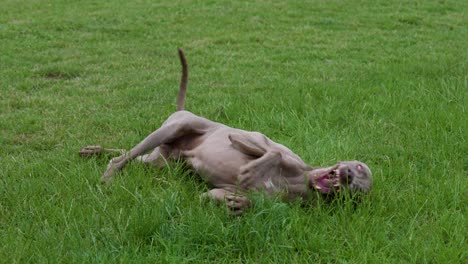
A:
183,139,252,187
185,149,248,186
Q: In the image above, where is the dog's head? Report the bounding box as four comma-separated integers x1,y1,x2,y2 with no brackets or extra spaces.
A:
309,161,372,194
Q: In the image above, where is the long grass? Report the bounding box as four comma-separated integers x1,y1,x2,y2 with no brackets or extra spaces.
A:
1,0,466,262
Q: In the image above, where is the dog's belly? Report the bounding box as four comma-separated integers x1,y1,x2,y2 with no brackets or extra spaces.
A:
183,129,253,188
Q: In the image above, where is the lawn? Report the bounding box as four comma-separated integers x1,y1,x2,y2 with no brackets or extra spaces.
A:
0,0,466,262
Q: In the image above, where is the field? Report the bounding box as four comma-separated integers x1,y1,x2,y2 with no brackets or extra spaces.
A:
1,0,466,262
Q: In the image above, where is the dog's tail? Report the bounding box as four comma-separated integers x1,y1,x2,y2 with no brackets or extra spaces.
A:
176,48,188,111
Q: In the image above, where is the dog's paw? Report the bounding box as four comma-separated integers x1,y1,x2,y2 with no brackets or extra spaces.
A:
101,155,127,184
79,145,103,158
225,194,251,216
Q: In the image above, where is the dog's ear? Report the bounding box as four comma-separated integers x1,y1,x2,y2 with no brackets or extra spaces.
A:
228,132,270,157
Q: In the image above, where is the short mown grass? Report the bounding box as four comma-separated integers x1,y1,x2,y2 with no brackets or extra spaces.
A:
1,0,466,262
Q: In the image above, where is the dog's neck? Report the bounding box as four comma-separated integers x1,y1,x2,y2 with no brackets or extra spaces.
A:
281,169,312,200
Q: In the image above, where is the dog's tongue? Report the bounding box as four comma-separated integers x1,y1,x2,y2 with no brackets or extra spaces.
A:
315,177,333,193
313,168,339,193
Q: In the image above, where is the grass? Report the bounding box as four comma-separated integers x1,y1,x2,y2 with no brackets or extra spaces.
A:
0,0,466,262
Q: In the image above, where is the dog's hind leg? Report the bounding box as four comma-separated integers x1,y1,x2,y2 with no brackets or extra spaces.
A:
101,125,179,183
101,111,213,183
80,145,168,169
135,147,169,167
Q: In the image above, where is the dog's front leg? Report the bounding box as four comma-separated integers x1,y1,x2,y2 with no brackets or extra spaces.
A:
238,151,283,189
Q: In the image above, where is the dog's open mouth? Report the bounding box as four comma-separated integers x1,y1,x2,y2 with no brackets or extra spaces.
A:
312,167,341,194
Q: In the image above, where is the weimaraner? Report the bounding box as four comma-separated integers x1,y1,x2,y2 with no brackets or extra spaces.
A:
80,49,372,214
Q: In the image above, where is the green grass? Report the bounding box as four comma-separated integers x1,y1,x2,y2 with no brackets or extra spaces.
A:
1,0,466,262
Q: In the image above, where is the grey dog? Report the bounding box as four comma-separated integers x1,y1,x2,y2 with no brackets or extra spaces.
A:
80,49,372,214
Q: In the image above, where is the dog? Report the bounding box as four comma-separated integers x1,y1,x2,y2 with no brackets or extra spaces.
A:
80,49,372,214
